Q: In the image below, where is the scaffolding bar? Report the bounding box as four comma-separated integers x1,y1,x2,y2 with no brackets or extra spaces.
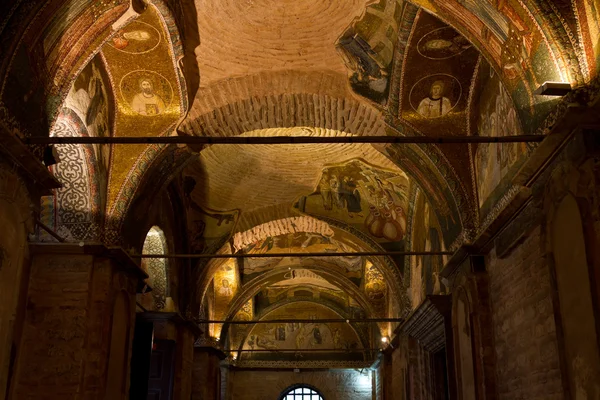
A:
24,135,544,145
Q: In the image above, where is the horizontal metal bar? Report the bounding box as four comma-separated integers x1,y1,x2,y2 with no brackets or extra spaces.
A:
25,135,544,145
198,318,404,324
131,251,453,259
232,348,382,353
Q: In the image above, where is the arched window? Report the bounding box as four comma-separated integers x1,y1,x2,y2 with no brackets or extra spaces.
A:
279,385,324,400
141,226,168,310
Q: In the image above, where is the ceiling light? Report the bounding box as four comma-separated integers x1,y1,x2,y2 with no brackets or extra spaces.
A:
534,81,571,96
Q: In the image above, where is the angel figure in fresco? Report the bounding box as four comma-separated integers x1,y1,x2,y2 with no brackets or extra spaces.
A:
132,79,165,115
417,80,452,118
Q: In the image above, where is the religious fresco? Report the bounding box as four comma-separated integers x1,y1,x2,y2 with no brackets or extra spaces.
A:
409,189,445,309
109,20,162,54
294,159,410,248
120,70,173,116
64,54,114,207
336,0,404,105
183,175,240,254
399,11,479,136
472,60,527,211
575,0,600,75
364,261,389,334
210,259,240,338
240,230,364,285
364,261,387,315
103,4,186,218
406,0,568,132
240,302,365,362
383,143,463,248
253,270,351,316
0,0,128,140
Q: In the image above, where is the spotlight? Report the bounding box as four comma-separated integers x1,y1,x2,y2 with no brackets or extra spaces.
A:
534,81,571,96
381,336,389,343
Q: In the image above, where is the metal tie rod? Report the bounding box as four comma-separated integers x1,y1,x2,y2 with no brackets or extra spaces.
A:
230,348,382,353
197,318,404,324
131,250,453,259
23,135,545,145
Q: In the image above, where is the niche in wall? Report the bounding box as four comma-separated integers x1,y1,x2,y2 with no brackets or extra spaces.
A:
551,195,600,397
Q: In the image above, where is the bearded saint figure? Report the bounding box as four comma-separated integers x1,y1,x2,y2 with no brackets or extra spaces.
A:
131,79,166,116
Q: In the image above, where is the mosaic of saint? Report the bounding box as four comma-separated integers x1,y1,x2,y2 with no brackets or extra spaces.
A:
120,70,172,116
100,4,185,214
399,10,479,135
294,159,409,245
410,74,461,119
210,260,240,337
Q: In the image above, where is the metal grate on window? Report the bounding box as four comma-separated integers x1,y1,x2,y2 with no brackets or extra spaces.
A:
282,386,324,400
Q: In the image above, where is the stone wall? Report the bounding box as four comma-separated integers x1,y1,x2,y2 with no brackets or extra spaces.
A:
192,349,222,400
0,165,32,400
9,245,143,399
225,369,373,400
486,226,563,399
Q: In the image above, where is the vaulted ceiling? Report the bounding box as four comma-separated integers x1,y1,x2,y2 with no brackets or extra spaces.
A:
1,0,599,366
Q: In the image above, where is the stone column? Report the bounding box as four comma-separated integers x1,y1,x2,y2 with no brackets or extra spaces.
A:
192,347,225,400
7,243,147,400
141,312,200,400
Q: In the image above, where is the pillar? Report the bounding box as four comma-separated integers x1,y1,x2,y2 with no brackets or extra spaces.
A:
7,243,146,400
192,347,225,400
140,312,200,400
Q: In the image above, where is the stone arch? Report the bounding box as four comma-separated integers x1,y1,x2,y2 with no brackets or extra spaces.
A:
239,298,372,343
545,180,600,398
195,216,406,318
218,264,382,344
140,226,169,311
234,300,373,363
113,82,472,249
